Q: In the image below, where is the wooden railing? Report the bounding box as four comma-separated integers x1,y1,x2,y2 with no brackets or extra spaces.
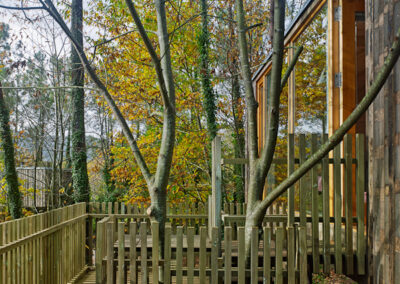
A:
0,203,87,284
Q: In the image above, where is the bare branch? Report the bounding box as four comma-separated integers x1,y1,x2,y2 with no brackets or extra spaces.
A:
0,4,44,11
246,22,263,31
40,0,153,185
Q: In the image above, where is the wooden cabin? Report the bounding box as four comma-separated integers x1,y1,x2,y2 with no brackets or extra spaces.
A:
252,0,366,214
16,167,72,209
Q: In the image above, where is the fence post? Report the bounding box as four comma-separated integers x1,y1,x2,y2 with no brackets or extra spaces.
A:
211,136,222,253
95,221,104,284
288,133,295,226
106,222,114,284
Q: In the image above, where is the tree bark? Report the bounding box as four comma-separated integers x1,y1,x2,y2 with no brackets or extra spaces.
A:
70,0,89,203
199,0,217,140
0,83,22,219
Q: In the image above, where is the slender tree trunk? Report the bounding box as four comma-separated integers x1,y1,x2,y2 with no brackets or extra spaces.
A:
236,0,286,263
0,83,22,219
231,74,245,202
70,0,89,202
51,91,59,208
198,0,217,140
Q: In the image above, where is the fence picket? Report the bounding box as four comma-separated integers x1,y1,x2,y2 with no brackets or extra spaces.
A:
344,134,354,274
276,227,283,284
224,227,232,284
199,227,207,282
311,134,319,273
95,220,104,283
322,134,330,273
176,226,183,284
238,227,245,284
356,134,365,275
211,227,218,283
130,222,137,284
299,226,307,283
288,133,295,226
251,227,258,284
334,144,342,273
288,226,295,283
118,222,125,284
151,222,159,284
107,221,114,284
299,134,307,227
187,227,194,284
263,227,271,284
164,224,171,284
140,222,147,284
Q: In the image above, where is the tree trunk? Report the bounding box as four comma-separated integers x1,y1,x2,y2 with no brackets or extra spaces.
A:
199,0,217,140
0,83,22,219
70,0,89,202
231,74,245,202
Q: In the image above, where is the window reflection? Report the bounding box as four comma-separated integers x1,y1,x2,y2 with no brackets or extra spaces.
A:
294,5,328,135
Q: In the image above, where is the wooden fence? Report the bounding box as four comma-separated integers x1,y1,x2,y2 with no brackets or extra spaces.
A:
96,220,307,284
216,133,367,276
0,203,87,284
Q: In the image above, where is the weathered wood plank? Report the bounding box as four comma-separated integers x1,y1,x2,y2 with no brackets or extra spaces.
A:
118,222,125,284
238,227,245,284
311,134,319,273
251,227,258,284
299,226,307,284
322,134,331,273
187,227,194,284
224,227,232,284
288,133,295,226
334,143,342,273
140,222,148,284
176,227,183,284
344,134,353,274
356,134,365,275
276,227,283,284
263,227,271,284
287,226,295,283
299,134,307,227
211,227,218,283
106,222,114,284
199,227,207,282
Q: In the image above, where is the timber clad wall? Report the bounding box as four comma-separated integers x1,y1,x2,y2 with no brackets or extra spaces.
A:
366,0,400,282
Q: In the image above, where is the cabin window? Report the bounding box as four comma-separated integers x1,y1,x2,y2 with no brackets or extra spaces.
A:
292,4,328,135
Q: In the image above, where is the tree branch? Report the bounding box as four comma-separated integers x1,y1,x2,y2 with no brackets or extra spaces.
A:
257,45,302,176
236,0,258,163
124,0,173,112
0,4,44,10
280,45,303,91
255,0,285,198
40,0,153,185
254,25,400,217
246,22,263,31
